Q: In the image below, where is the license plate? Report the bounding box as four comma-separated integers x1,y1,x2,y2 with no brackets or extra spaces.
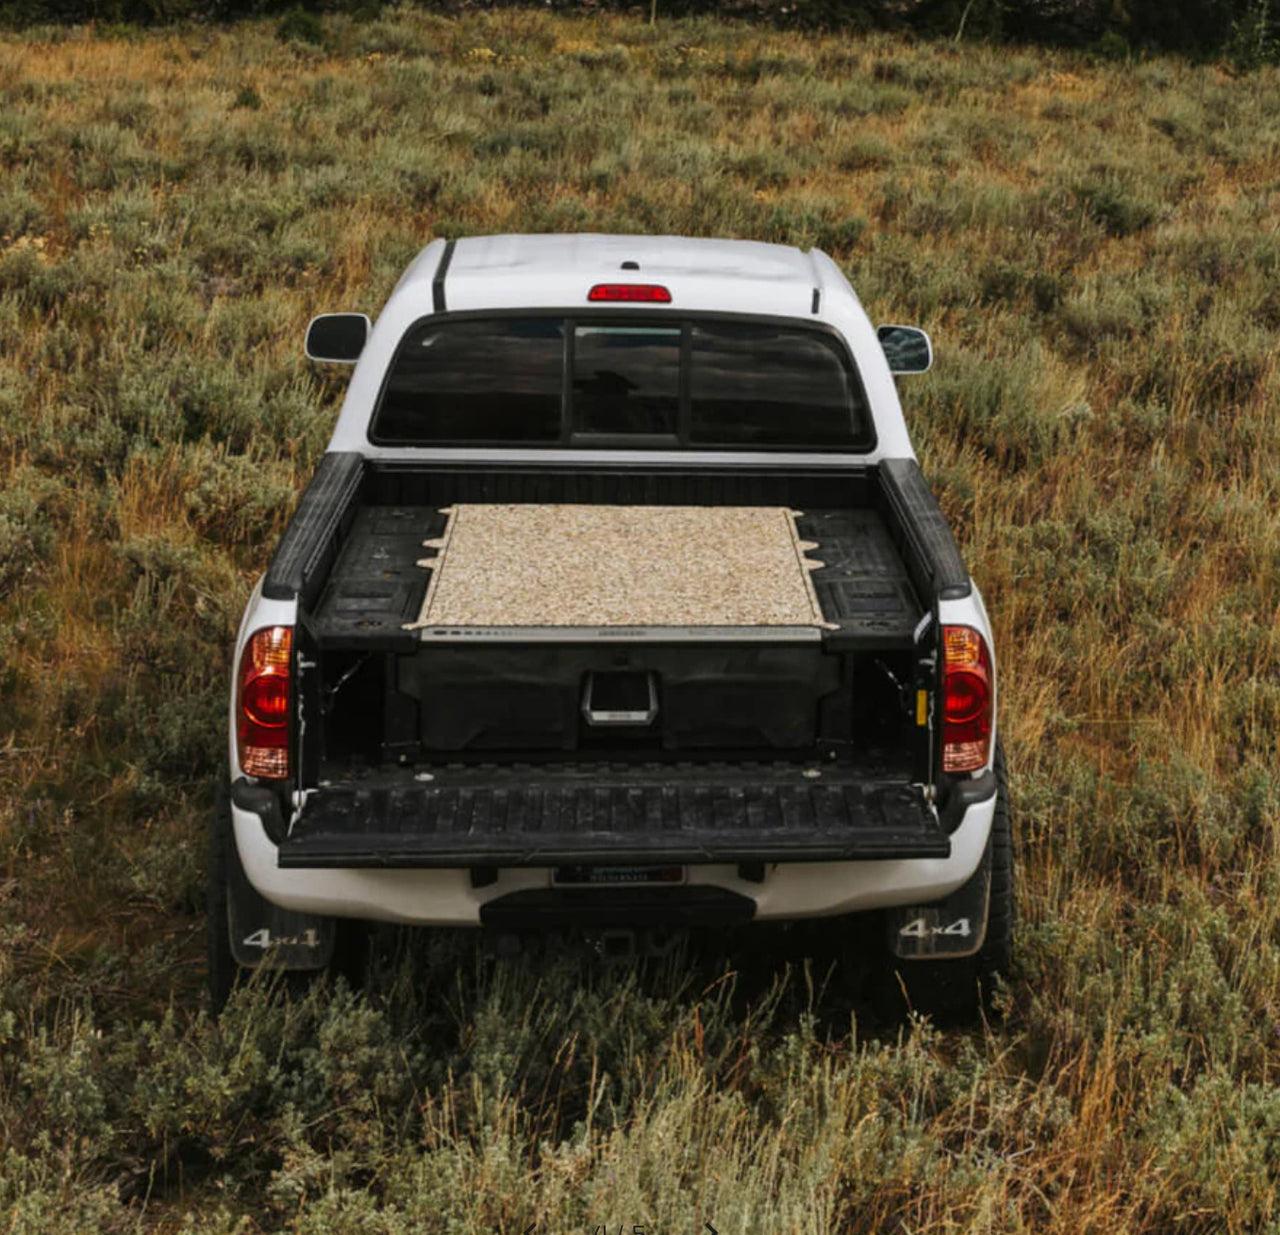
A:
552,865,686,886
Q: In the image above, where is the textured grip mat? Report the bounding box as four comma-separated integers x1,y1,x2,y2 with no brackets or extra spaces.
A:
405,504,833,631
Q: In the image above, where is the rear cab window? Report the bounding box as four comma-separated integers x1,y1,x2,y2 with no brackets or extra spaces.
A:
369,314,875,451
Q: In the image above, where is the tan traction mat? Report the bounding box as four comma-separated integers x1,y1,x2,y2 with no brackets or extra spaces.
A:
403,503,836,631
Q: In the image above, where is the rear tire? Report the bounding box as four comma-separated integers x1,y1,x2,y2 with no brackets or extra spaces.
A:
206,776,238,1014
877,741,1015,1026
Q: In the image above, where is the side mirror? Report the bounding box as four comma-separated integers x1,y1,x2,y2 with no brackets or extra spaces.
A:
305,313,370,363
877,325,933,375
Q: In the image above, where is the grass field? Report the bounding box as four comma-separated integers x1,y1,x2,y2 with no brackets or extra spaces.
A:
2,8,1280,1231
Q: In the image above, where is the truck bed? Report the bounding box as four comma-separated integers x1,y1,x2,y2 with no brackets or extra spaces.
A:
254,456,973,868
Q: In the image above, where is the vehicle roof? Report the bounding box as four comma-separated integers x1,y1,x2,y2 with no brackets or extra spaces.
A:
392,233,835,317
448,233,821,280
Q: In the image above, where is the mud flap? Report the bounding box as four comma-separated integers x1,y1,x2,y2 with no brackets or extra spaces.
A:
886,830,991,960
227,824,335,971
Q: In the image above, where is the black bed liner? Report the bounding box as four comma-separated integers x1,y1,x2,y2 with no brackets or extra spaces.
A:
265,457,969,624
276,762,947,868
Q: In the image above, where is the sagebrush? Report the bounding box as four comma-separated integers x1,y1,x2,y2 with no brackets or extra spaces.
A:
1,13,1280,1233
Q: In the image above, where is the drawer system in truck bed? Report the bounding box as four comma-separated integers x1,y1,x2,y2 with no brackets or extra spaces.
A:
312,503,924,651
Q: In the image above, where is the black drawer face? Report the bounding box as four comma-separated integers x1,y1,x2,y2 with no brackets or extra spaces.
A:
398,644,842,754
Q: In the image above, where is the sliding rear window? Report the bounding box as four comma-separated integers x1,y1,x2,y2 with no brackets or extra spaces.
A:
370,314,874,450
572,324,681,438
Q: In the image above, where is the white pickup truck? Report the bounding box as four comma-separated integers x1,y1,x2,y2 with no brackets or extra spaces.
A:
209,234,1013,1021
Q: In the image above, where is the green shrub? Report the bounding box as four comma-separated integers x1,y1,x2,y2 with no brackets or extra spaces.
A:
1075,171,1163,237
185,450,302,546
277,7,325,45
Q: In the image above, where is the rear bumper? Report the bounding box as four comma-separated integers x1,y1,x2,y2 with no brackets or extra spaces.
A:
232,777,995,926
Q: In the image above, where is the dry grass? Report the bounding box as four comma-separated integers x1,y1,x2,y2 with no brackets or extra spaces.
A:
2,10,1280,1233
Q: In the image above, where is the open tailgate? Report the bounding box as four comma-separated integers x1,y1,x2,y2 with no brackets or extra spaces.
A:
276,763,948,869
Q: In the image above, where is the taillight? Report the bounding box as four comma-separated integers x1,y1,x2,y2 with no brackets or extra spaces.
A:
237,625,292,779
587,283,672,303
942,625,992,774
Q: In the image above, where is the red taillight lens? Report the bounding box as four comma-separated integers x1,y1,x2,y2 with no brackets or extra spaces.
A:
237,626,292,779
243,674,289,727
944,670,987,724
587,283,672,303
942,625,992,774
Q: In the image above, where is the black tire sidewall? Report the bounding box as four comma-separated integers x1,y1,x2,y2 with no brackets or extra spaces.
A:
206,776,236,1013
876,739,1015,1025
